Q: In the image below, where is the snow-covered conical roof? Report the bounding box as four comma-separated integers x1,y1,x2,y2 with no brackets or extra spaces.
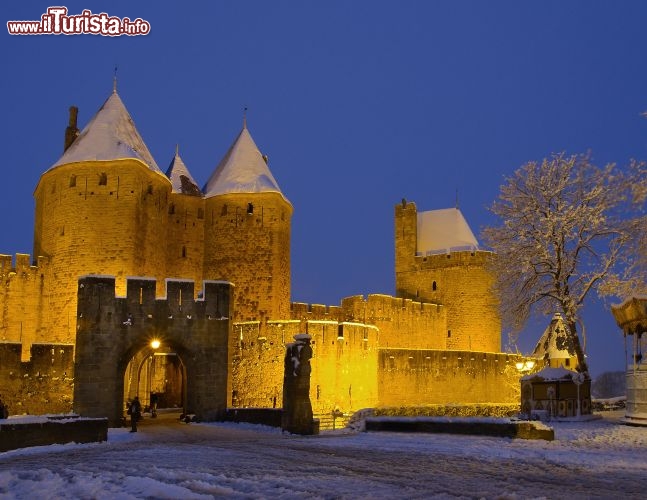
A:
532,313,577,360
51,90,161,172
165,148,202,196
416,208,479,255
203,126,287,201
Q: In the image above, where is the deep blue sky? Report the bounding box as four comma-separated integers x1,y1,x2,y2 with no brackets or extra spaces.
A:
2,1,646,377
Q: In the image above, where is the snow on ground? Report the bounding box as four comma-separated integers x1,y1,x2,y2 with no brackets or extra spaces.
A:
1,411,646,499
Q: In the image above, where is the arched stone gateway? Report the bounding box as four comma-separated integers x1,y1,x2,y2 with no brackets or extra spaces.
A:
73,276,233,426
124,346,186,414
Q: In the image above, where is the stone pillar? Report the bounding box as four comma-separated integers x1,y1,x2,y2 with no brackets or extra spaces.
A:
281,334,318,434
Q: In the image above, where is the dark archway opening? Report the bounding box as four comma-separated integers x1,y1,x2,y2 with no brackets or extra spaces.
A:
123,341,186,422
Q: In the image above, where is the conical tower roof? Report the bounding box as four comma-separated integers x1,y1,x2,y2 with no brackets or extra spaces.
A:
203,126,288,202
165,148,202,196
416,207,479,255
532,313,577,361
51,90,161,172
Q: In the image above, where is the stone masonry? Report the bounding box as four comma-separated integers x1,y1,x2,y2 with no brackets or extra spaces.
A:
73,276,232,426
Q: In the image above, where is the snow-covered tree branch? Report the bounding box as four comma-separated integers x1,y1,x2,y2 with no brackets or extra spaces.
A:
482,153,645,376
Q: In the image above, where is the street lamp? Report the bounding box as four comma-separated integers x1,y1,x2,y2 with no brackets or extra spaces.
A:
150,339,160,350
515,360,535,373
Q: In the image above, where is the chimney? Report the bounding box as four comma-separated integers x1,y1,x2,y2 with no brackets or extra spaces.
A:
64,106,79,152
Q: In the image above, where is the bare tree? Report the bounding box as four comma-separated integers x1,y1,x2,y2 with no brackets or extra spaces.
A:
482,153,642,376
598,160,647,298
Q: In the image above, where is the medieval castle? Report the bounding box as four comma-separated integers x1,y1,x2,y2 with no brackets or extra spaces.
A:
0,87,522,424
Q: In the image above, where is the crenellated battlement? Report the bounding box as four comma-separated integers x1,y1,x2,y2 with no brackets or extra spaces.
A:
291,293,444,325
77,276,232,325
0,253,49,276
288,293,447,351
413,249,495,269
290,302,343,322
343,293,444,321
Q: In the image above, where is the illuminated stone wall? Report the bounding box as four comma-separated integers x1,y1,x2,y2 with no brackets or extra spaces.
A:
0,138,510,418
203,192,292,323
0,254,52,361
7,160,290,351
0,342,75,415
378,350,521,406
230,320,299,408
230,317,380,415
32,160,174,349
165,191,206,287
229,291,506,416
395,201,501,353
0,154,293,417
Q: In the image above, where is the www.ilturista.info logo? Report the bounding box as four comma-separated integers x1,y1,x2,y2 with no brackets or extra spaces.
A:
7,6,150,36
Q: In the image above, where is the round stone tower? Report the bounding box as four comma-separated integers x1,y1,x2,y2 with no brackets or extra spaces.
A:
33,90,172,342
202,125,293,322
394,201,501,352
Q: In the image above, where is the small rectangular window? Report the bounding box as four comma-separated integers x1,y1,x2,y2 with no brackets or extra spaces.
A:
99,173,107,185
69,175,77,187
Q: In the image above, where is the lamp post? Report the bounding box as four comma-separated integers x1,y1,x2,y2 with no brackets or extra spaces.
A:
572,372,585,418
515,360,536,419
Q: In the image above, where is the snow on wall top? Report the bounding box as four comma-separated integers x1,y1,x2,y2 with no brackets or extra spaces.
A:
203,126,288,201
165,151,202,196
51,91,161,173
416,208,479,255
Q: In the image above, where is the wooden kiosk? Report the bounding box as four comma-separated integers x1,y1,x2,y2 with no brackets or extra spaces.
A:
611,296,647,426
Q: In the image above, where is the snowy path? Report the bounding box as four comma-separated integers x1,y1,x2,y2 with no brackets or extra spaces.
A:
1,412,646,499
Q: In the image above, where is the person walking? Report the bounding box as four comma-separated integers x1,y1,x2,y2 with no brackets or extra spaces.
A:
150,392,158,418
128,396,142,432
0,394,8,419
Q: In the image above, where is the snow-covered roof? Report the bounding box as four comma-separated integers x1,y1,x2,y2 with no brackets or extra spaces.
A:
51,91,161,173
532,313,577,360
416,208,479,255
521,366,578,381
165,150,202,196
203,126,288,201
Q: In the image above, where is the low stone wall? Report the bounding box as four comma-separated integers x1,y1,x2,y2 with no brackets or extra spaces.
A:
222,408,283,428
364,417,554,441
0,415,108,452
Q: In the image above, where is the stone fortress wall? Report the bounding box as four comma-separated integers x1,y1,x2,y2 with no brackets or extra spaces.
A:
0,88,520,418
0,246,518,416
232,291,519,415
0,194,517,417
